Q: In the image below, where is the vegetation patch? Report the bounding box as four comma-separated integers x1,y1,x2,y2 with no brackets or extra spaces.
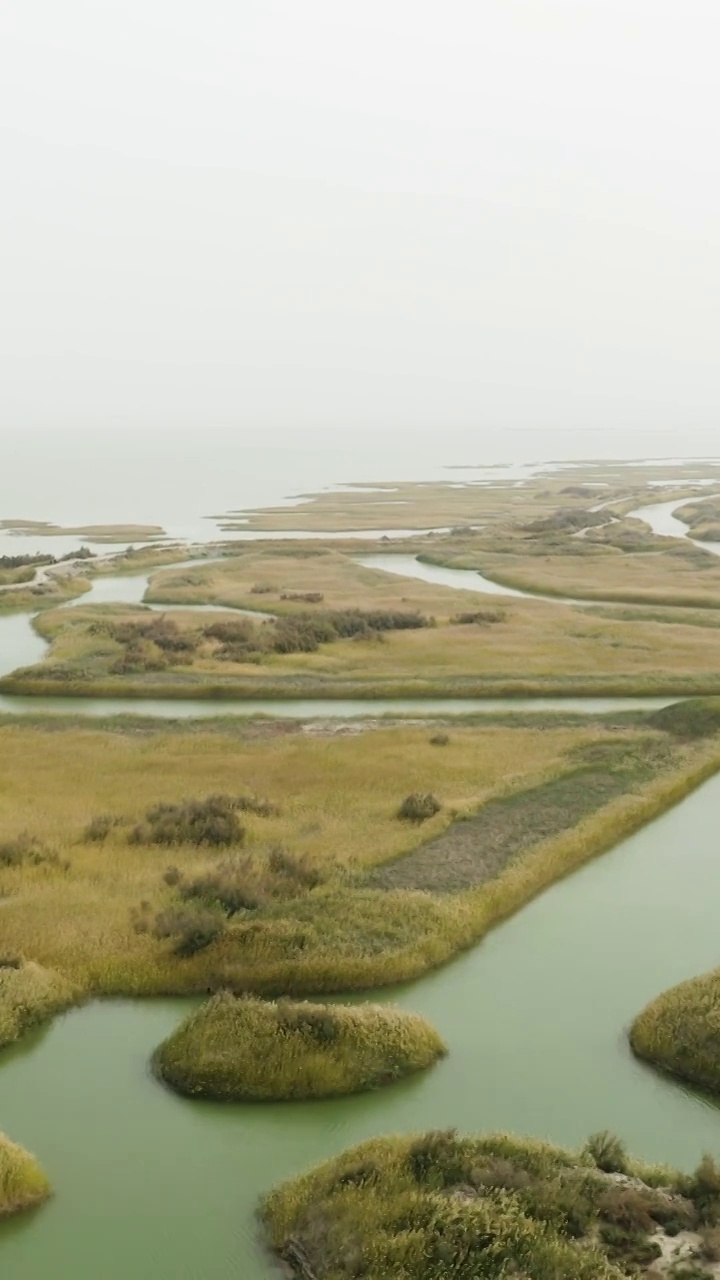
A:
0,1133,51,1218
649,698,720,740
261,1129,720,1280
154,992,446,1101
0,718,717,1000
128,794,249,848
630,968,720,1096
0,959,75,1050
372,767,636,893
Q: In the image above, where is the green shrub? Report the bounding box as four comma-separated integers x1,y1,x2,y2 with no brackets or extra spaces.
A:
397,792,442,822
150,904,226,957
685,1156,720,1224
153,993,446,1101
698,1225,720,1261
83,814,124,843
179,857,267,914
583,1131,628,1174
453,609,507,625
129,795,245,848
0,833,62,870
408,1129,467,1187
429,732,450,746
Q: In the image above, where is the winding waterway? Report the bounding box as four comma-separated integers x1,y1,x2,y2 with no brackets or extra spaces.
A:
0,554,678,717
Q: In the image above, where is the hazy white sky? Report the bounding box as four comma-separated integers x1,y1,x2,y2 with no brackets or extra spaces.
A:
2,1,719,433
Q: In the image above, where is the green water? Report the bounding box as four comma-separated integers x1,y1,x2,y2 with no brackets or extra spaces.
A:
2,772,720,1277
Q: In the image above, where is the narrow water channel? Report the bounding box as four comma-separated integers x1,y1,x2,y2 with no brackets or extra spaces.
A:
2,769,720,1277
0,559,679,717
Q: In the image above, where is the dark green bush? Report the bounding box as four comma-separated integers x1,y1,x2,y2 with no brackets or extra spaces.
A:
129,795,245,848
408,1129,467,1187
268,847,321,889
202,619,257,646
179,857,266,914
598,1223,661,1269
275,999,339,1044
397,793,442,822
83,814,124,843
151,904,226,956
429,732,450,746
582,1130,628,1174
684,1155,720,1224
0,833,58,869
453,609,507,625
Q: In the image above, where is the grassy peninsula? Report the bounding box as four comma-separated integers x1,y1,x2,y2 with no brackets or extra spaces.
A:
0,960,75,1050
262,1128,720,1280
154,992,446,1100
0,703,717,1007
0,1135,50,1219
630,967,720,1096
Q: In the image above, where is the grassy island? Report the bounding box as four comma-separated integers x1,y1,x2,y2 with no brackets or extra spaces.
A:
262,1128,720,1280
154,992,446,1100
630,967,720,1095
0,1134,50,1219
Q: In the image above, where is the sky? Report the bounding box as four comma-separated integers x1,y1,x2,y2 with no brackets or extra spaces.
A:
1,0,720,434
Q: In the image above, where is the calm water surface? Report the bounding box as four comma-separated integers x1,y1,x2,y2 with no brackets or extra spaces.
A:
2,774,720,1277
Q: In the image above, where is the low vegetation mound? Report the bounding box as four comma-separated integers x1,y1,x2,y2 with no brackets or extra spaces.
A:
0,1133,50,1218
397,792,442,822
649,697,720,739
262,1129,720,1280
154,992,446,1101
630,967,720,1095
0,959,75,1050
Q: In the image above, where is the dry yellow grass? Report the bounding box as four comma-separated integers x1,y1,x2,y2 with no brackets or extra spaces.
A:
217,464,720,532
21,570,720,699
146,548,488,614
0,718,635,995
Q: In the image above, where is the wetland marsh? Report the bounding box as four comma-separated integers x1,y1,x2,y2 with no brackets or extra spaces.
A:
4,453,720,1278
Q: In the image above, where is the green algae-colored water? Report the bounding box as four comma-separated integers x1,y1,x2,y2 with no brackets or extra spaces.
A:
2,772,720,1278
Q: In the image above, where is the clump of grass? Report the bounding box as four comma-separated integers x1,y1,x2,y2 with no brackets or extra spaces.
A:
429,732,450,746
261,1129,692,1280
134,903,227,957
0,833,60,869
630,967,720,1096
129,795,246,848
397,792,441,822
153,992,446,1101
0,960,76,1050
452,608,507,624
0,1133,51,1218
83,814,126,843
583,1131,628,1174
